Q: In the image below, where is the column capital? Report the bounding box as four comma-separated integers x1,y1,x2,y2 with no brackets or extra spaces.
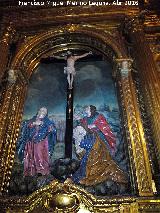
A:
8,69,17,85
10,62,29,85
115,58,133,77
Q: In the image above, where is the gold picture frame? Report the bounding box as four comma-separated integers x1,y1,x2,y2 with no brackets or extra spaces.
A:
0,4,160,212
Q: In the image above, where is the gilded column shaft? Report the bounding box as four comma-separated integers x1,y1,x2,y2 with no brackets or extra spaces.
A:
116,59,154,196
0,25,15,82
130,26,160,164
0,78,27,193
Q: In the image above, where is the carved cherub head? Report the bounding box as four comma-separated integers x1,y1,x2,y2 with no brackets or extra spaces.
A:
8,69,16,84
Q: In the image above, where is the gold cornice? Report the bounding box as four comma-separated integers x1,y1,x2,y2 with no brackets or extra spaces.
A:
144,14,160,28
1,5,139,30
146,33,160,40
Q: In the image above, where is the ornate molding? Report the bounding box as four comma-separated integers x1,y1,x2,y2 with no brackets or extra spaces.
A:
146,34,160,73
0,24,16,45
115,58,154,196
0,180,160,212
124,15,160,170
0,82,27,193
1,5,139,30
0,23,16,82
123,16,144,35
144,14,160,30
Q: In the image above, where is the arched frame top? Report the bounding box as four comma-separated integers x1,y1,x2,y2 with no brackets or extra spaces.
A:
11,24,127,79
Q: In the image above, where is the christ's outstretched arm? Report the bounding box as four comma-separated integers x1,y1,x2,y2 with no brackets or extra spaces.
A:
73,51,92,61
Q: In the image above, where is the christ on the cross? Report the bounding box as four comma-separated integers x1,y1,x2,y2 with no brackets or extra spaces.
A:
53,51,92,89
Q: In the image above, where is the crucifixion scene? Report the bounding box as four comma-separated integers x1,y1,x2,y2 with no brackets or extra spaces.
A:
0,0,160,212
0,1,159,212
9,50,130,197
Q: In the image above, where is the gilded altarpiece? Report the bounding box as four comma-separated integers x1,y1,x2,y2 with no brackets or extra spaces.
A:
0,3,160,213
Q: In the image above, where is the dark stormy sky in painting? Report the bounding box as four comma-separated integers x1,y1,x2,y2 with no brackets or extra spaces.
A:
74,60,118,110
22,59,118,120
23,62,67,120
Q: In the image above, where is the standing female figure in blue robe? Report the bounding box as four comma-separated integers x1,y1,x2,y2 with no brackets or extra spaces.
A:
17,107,57,176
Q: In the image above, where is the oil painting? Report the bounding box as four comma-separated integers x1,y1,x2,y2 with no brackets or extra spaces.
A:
9,55,130,196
